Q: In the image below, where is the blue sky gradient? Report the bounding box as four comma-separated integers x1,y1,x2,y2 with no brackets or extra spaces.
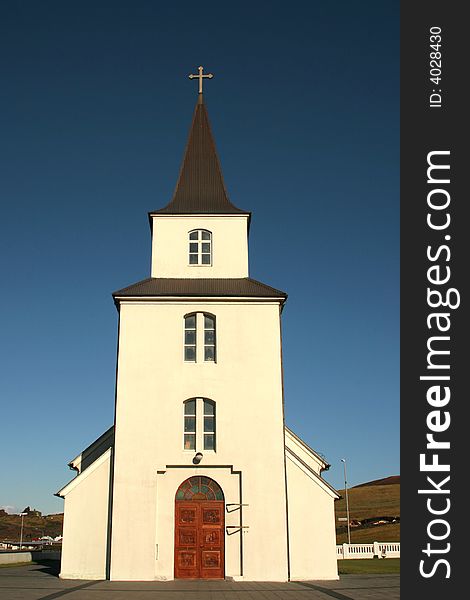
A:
0,1,399,514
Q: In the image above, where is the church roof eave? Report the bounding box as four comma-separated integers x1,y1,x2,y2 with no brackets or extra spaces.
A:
64,426,114,475
55,447,112,499
147,211,252,236
285,426,331,470
112,277,287,307
285,445,340,500
148,210,252,219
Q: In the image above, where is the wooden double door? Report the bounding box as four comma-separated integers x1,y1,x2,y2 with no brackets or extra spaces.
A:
174,501,225,579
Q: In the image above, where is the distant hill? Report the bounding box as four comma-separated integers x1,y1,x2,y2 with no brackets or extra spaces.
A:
335,475,400,544
353,475,400,488
0,512,63,542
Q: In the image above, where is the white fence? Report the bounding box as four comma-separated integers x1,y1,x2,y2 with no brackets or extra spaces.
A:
336,542,400,559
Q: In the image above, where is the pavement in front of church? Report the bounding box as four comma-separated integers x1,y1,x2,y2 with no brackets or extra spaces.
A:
0,562,399,600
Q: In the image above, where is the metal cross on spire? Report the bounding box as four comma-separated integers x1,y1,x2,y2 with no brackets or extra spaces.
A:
188,66,214,94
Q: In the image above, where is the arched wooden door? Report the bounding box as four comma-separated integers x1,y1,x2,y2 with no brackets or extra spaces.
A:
174,476,225,579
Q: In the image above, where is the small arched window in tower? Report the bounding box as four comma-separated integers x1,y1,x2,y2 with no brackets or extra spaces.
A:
204,314,216,362
189,230,212,265
183,398,216,451
184,314,196,362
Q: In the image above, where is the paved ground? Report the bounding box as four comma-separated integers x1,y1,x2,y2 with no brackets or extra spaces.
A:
0,562,399,600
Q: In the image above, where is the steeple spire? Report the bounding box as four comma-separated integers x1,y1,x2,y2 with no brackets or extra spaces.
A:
151,68,248,216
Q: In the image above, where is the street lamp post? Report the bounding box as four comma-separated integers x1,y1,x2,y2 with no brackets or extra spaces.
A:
19,512,27,550
341,459,351,545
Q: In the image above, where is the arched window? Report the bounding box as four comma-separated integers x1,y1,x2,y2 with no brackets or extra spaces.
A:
183,399,196,450
184,313,216,362
203,399,216,450
183,398,216,451
188,230,212,265
184,314,196,362
175,476,224,501
204,314,216,362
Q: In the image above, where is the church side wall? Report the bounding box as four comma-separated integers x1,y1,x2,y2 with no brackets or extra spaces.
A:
110,300,288,581
60,454,110,580
286,457,339,580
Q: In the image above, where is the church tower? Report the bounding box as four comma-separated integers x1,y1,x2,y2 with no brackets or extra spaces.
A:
58,68,339,582
110,72,289,581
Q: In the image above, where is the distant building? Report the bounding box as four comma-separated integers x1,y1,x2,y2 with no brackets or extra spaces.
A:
20,506,42,518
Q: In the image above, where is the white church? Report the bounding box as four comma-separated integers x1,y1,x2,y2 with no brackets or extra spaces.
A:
57,69,340,582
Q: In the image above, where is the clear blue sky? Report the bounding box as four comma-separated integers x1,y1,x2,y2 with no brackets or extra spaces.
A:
0,1,399,514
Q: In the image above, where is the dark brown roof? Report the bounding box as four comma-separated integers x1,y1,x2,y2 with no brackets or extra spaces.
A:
113,277,287,300
150,95,249,216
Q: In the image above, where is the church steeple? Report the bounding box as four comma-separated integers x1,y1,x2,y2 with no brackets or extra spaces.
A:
150,70,248,216
148,69,252,279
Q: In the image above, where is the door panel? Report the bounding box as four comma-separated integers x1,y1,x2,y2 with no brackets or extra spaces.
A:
178,528,197,546
175,501,224,579
175,503,199,578
202,506,222,524
178,506,197,524
200,502,223,578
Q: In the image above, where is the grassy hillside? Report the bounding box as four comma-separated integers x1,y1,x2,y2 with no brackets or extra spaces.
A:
336,523,400,544
0,512,63,542
335,476,400,544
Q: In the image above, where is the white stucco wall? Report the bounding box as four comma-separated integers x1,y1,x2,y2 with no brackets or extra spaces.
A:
59,450,111,580
110,299,288,581
150,215,249,278
286,454,339,581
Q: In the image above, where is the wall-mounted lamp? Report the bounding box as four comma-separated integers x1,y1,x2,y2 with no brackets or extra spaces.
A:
193,452,203,465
